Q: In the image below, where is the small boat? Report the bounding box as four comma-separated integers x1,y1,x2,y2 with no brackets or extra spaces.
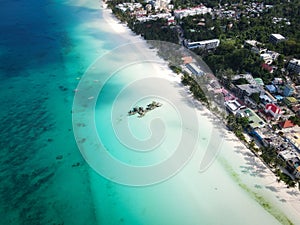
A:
128,101,162,117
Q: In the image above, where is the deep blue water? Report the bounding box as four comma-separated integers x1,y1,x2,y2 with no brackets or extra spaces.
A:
0,0,100,224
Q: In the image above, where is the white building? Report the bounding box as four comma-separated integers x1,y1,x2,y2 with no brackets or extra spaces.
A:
224,99,242,114
269,33,286,44
174,5,212,19
186,39,220,50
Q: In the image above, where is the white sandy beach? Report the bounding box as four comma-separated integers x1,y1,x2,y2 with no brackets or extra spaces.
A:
71,0,300,224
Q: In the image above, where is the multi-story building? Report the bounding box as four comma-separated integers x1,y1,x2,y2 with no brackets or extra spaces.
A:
174,5,212,19
269,33,286,44
186,39,220,50
283,85,294,97
287,58,300,75
265,103,281,120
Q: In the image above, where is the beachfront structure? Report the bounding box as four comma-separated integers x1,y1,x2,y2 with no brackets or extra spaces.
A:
237,108,265,129
265,103,281,120
278,150,300,179
186,39,220,50
174,5,212,19
224,99,244,115
287,58,300,75
136,12,172,22
186,63,204,76
116,3,143,12
269,33,286,44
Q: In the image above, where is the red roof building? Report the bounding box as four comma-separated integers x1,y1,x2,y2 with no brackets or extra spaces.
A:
265,103,281,120
280,120,295,128
262,63,274,73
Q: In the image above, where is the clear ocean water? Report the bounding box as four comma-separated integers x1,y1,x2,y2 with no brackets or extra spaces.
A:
0,0,298,224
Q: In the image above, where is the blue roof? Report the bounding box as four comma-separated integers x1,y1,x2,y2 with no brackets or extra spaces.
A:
266,84,276,93
275,95,284,100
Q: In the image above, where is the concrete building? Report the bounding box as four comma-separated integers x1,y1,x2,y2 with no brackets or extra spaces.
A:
287,58,300,75
269,33,286,44
278,150,300,179
224,99,244,114
174,5,212,19
283,85,294,97
186,39,220,50
236,84,262,97
238,108,265,129
186,63,204,76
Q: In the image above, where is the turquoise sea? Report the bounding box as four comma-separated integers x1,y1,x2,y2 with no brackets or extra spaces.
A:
1,0,299,224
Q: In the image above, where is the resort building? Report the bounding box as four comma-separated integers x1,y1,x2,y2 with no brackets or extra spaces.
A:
265,103,281,120
174,5,212,19
116,3,143,12
186,39,220,50
249,127,278,147
224,99,244,115
269,33,286,44
287,58,300,75
237,108,265,129
278,150,300,179
185,63,204,76
236,84,262,98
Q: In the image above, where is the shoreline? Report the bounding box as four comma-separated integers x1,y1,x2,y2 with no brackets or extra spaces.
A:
95,1,300,224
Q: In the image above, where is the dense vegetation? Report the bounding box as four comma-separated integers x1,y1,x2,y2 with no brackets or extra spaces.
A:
108,1,179,44
204,42,274,82
130,20,179,43
289,116,300,126
226,114,249,141
181,73,209,105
